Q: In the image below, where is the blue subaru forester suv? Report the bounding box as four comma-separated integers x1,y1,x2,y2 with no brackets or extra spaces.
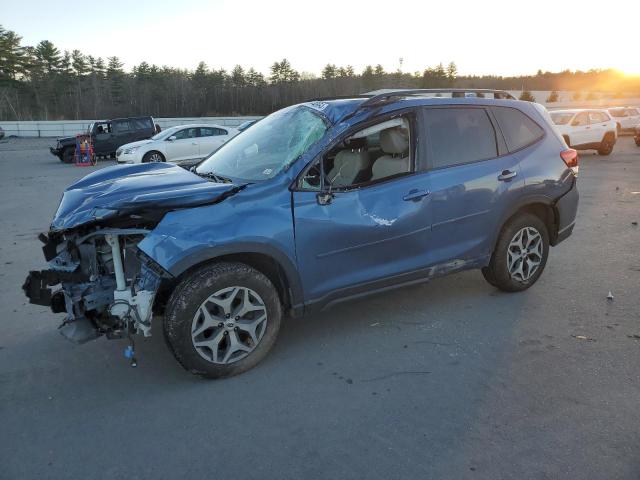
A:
23,89,579,378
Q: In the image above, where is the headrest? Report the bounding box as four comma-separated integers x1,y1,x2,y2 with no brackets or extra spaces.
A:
343,136,367,150
380,127,409,154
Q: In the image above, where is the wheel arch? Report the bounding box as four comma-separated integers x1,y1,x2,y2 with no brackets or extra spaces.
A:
493,196,559,252
143,149,165,162
155,243,304,318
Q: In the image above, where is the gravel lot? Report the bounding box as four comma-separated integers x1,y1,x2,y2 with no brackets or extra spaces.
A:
1,136,639,480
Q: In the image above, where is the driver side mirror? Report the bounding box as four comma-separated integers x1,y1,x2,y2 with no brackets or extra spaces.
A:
167,135,177,142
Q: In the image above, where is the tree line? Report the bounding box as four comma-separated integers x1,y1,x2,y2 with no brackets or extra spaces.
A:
0,25,638,121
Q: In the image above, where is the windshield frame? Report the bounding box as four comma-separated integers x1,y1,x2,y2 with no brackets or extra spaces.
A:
195,105,330,183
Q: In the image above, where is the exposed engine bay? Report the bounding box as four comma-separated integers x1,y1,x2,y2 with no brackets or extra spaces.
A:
23,227,170,345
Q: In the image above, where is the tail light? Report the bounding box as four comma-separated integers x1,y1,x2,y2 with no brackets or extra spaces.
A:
560,148,578,175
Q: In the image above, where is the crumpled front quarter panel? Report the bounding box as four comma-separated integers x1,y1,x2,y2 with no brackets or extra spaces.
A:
137,181,296,278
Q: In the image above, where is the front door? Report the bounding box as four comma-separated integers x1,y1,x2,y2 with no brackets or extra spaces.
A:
569,112,591,146
292,112,433,304
165,127,199,163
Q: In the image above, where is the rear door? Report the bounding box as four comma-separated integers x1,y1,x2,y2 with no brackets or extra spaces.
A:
588,112,609,142
420,106,530,265
165,127,200,163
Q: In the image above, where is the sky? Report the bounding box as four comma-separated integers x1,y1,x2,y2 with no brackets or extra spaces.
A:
3,0,639,77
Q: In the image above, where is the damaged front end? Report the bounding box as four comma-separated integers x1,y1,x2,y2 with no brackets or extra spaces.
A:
22,162,243,346
23,227,169,344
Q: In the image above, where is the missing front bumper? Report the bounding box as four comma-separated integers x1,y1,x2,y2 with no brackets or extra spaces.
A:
22,270,89,307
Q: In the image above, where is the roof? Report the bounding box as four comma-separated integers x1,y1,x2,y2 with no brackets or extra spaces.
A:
311,95,525,125
306,88,520,124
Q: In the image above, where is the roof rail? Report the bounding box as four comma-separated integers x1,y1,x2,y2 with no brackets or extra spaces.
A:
359,88,516,108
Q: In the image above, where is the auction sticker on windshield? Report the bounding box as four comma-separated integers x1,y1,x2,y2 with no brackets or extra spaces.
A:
305,101,329,112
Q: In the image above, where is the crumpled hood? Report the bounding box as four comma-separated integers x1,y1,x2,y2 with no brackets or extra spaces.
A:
51,163,240,231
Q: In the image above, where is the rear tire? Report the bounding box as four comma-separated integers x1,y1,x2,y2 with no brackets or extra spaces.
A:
597,133,614,156
482,213,549,292
164,262,282,378
62,147,74,164
142,151,165,163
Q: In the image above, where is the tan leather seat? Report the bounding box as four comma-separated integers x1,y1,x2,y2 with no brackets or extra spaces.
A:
328,149,369,187
371,127,410,180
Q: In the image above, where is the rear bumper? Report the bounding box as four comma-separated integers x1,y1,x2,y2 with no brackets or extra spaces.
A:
551,177,579,246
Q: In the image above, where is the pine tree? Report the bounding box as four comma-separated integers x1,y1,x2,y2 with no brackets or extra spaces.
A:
106,56,125,104
35,40,62,74
546,90,559,102
246,68,265,87
446,62,457,86
71,50,89,76
322,64,337,80
231,65,246,87
0,26,27,81
519,90,536,102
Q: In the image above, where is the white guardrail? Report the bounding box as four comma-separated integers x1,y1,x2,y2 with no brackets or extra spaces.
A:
0,116,263,138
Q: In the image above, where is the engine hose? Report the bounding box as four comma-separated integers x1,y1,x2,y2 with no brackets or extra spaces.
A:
109,299,150,328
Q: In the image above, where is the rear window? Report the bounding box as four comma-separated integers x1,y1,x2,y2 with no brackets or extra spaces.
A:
113,120,131,133
493,107,544,152
200,127,228,137
628,108,639,116
131,117,153,130
424,108,498,169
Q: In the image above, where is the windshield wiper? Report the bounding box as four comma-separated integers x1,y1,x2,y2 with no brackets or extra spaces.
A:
194,170,233,184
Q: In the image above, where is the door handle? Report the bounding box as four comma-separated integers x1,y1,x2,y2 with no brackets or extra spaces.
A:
498,170,517,181
403,189,430,201
192,142,198,145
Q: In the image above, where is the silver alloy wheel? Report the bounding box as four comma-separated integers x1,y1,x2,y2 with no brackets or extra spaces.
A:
191,286,268,364
148,152,163,162
507,226,543,282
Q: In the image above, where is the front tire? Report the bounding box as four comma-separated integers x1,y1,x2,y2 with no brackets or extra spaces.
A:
142,151,165,163
164,262,282,378
482,213,549,292
597,133,614,156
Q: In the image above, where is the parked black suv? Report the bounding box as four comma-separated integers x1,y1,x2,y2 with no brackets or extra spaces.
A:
50,116,155,163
